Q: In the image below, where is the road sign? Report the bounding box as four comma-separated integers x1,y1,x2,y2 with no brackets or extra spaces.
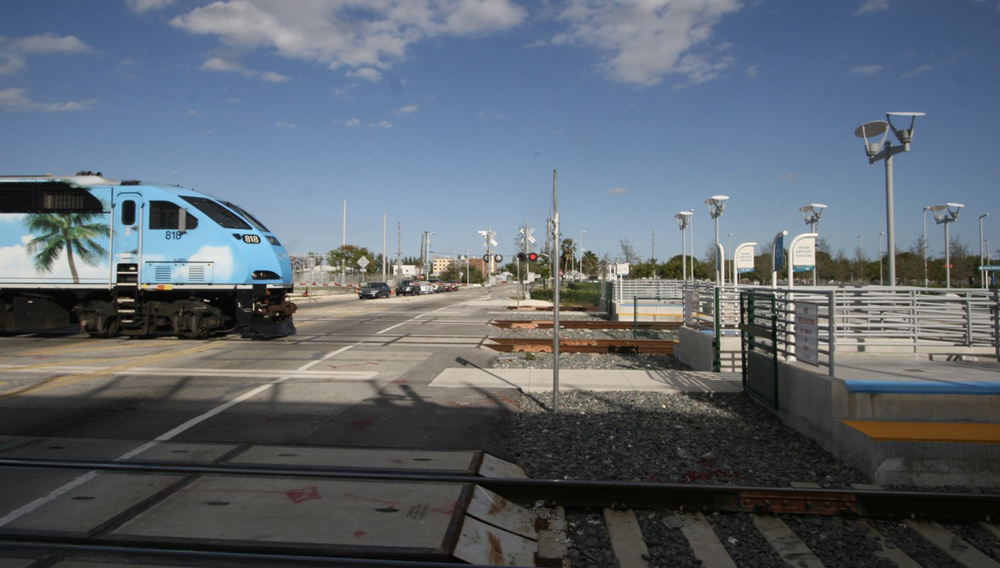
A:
357,257,370,269
980,265,1000,271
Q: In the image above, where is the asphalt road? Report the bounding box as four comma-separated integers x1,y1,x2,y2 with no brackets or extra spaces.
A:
0,285,521,459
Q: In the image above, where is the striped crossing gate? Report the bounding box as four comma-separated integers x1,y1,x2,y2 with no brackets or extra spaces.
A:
739,290,779,410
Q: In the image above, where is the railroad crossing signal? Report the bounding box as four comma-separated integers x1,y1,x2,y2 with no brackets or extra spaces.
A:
479,229,497,248
519,226,536,245
517,252,538,262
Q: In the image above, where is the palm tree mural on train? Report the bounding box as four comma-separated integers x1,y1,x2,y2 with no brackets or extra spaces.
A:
25,212,110,284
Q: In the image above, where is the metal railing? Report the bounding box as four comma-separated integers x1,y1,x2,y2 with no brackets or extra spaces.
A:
606,279,1000,375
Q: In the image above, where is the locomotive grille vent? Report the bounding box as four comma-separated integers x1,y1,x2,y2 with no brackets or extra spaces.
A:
189,265,205,282
154,265,171,282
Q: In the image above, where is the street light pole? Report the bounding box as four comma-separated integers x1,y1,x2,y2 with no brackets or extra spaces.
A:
932,203,963,288
879,231,885,286
706,196,729,286
675,211,692,282
800,204,827,286
981,214,990,289
923,206,932,287
855,112,925,288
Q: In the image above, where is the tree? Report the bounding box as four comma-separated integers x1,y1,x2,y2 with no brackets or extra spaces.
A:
327,245,374,272
560,238,576,272
580,251,600,278
618,238,641,264
25,213,110,284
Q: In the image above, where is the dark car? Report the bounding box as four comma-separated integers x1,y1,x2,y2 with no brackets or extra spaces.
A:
358,282,391,299
395,279,417,296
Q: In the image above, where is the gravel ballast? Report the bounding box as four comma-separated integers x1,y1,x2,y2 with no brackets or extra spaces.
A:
491,315,998,567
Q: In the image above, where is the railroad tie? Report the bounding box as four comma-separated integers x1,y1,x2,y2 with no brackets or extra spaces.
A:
603,508,650,568
903,519,1000,568
751,514,826,568
676,512,738,568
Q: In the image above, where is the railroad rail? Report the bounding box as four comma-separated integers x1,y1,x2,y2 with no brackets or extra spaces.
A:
486,337,677,354
1,457,998,566
489,319,681,330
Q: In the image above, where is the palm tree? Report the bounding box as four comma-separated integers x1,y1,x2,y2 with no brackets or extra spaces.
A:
25,213,110,283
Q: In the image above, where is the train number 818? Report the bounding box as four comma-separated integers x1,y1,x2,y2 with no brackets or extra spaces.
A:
243,234,261,244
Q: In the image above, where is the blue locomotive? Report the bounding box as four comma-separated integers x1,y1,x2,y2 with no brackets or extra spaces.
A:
0,173,296,338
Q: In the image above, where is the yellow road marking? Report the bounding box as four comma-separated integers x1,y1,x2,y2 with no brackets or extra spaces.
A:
0,341,221,400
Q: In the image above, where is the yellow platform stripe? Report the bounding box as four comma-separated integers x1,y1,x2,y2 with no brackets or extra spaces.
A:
842,420,1000,444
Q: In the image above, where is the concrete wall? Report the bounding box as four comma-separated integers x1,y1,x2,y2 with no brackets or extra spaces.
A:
774,360,1000,488
675,327,742,372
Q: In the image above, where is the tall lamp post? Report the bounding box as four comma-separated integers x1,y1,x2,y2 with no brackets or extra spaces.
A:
931,203,963,288
855,112,925,287
705,195,729,286
922,205,932,287
878,231,885,285
579,229,586,278
980,214,990,289
800,203,827,286
675,211,692,281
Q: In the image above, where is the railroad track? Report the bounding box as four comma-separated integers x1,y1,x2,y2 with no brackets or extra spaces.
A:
490,319,681,330
2,457,998,567
486,337,677,354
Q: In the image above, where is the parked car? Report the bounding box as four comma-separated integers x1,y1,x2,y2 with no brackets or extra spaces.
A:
416,281,434,295
358,282,391,299
395,279,417,296
430,279,446,292
446,281,459,291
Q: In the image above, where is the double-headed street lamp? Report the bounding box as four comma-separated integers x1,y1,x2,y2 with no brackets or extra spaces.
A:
855,112,925,287
800,203,826,285
705,195,729,285
931,203,963,288
675,211,693,282
981,214,990,289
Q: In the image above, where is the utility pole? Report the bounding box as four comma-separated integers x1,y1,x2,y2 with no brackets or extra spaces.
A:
551,169,560,413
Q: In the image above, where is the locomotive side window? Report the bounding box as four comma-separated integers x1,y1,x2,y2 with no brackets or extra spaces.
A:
181,196,252,229
150,200,198,230
121,200,136,225
0,182,103,213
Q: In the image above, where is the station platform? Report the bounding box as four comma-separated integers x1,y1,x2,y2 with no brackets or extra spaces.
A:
776,353,1000,488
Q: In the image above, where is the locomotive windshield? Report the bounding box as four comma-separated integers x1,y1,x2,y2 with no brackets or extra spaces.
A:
223,201,270,232
181,196,252,229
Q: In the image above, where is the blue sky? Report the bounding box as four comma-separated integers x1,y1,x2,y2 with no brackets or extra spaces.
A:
2,0,998,265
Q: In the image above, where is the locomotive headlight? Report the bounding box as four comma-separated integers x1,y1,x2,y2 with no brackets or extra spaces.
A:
252,270,281,280
266,236,280,246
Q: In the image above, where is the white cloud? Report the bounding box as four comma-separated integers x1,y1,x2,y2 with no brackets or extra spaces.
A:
778,172,796,182
608,187,629,195
902,64,933,78
10,33,91,55
170,0,527,79
552,0,742,86
371,120,394,129
0,88,97,113
344,118,361,127
348,67,383,82
201,56,290,82
854,0,889,16
0,33,91,76
851,64,882,75
746,63,759,78
126,0,176,13
395,104,420,115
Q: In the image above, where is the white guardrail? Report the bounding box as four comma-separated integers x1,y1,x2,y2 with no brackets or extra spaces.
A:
604,280,1000,375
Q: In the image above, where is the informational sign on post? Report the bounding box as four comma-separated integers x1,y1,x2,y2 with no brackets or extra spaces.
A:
792,236,816,272
795,302,819,366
